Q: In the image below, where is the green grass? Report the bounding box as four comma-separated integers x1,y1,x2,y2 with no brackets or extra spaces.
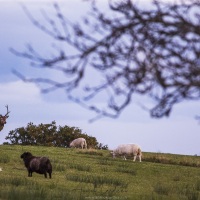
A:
0,145,200,199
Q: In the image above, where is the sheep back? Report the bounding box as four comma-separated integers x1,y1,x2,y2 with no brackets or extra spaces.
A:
30,157,52,174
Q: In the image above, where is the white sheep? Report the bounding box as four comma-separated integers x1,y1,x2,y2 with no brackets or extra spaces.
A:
111,144,142,162
69,138,87,149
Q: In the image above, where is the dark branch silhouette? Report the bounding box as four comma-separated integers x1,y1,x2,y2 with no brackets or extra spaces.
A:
11,0,200,121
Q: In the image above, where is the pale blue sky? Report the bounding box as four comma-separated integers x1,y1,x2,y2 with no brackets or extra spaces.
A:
0,0,199,155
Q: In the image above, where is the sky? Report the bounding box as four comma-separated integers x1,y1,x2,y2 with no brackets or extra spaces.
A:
0,0,200,155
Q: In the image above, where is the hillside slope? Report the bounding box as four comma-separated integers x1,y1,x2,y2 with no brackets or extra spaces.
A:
0,145,200,200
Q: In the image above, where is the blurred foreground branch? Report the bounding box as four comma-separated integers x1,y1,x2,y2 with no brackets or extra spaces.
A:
11,0,200,121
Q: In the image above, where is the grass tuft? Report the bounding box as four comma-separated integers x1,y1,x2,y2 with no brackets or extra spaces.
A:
116,167,137,175
68,162,91,172
77,149,103,156
0,154,10,163
97,158,113,165
66,173,128,189
154,182,170,196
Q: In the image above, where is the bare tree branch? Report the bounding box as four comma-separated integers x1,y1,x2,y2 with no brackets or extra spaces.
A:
11,0,200,121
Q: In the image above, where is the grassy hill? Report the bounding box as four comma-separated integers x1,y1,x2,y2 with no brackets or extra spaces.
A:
0,145,200,200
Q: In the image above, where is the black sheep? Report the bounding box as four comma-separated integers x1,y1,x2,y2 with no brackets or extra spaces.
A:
20,152,52,179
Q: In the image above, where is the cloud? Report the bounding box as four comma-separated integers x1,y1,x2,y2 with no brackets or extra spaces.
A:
0,80,92,128
0,80,41,104
0,80,88,143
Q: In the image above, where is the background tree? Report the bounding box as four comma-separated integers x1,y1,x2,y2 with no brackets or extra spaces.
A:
11,0,200,121
4,121,105,149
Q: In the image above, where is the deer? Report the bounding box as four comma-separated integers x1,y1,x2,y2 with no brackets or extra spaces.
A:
0,105,10,131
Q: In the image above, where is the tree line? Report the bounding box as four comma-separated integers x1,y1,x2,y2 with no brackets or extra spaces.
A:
4,121,108,149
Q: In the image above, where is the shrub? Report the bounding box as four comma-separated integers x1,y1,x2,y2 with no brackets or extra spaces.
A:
5,121,108,149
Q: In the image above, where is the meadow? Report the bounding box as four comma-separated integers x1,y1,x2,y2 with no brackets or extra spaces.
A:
0,145,200,200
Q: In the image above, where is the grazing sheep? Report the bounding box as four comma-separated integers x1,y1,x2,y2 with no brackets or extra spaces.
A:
20,152,52,178
69,138,87,149
111,144,142,162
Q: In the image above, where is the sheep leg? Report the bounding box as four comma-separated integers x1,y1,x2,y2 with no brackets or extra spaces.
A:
139,155,142,162
133,155,137,161
49,173,52,179
112,152,116,159
44,172,47,178
28,170,32,177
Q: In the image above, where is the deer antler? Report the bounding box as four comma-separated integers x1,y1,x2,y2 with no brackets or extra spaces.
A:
5,105,10,118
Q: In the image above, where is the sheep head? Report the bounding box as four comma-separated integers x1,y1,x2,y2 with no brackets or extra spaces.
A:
20,152,33,159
